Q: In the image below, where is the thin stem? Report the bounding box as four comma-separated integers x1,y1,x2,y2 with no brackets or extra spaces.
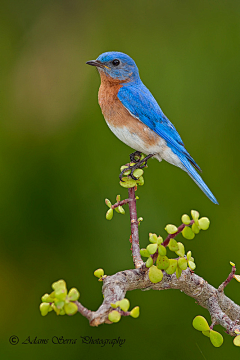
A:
218,265,236,292
162,220,194,247
111,199,130,209
75,301,92,320
128,187,143,269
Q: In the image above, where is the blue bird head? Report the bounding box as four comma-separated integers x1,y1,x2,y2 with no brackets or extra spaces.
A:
86,51,140,82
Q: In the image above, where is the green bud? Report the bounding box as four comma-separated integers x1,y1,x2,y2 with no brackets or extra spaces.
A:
116,195,121,202
168,239,179,252
191,210,200,222
198,217,210,230
233,335,240,346
130,306,140,318
192,316,209,331
230,261,236,267
133,169,143,179
140,248,150,258
165,224,178,234
175,242,185,257
64,302,78,315
182,226,195,240
105,199,112,208
158,244,166,256
188,261,196,270
157,255,170,270
68,288,80,301
136,176,144,186
147,243,158,255
106,208,113,220
176,266,182,279
94,268,104,278
192,223,200,234
119,298,130,312
148,265,163,283
165,259,178,275
181,214,190,225
178,257,188,270
120,177,136,188
108,310,121,323
40,302,50,316
149,233,158,243
146,257,153,268
138,217,143,224
210,330,224,347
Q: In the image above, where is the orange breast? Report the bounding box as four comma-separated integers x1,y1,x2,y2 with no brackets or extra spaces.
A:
98,72,159,148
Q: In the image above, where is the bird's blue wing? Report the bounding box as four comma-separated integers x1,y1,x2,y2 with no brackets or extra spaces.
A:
118,83,201,171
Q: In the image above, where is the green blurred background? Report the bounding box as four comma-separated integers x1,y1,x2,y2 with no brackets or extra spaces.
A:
1,0,240,358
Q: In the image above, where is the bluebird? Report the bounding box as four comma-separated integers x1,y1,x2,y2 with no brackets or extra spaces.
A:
86,51,218,204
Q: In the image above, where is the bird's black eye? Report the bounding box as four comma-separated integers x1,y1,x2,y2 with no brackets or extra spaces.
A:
112,59,120,66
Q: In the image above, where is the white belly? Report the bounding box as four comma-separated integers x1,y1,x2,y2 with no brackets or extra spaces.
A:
106,122,184,170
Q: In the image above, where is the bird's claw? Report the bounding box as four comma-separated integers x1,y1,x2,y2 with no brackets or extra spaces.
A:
119,152,154,182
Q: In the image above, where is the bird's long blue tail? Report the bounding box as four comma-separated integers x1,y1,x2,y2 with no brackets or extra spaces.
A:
178,154,218,204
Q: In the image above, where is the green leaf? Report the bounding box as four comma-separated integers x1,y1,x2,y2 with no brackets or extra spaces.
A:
178,257,188,270
233,335,240,346
147,243,158,255
157,255,170,270
119,299,130,312
158,244,166,256
165,259,178,275
120,177,136,188
168,239,179,252
130,306,140,318
188,261,196,270
176,266,182,279
175,242,185,257
181,214,190,225
40,302,50,316
192,316,210,331
136,176,144,186
146,257,153,268
192,223,200,234
106,208,113,220
94,268,104,278
198,217,210,230
108,310,121,323
105,199,112,208
182,226,195,240
68,288,80,301
191,210,200,222
234,275,240,282
210,330,224,347
148,265,163,283
64,302,78,315
140,248,150,258
149,233,158,243
165,224,178,234
133,169,143,178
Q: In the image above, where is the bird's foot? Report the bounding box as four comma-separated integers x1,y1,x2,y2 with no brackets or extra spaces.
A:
119,153,155,181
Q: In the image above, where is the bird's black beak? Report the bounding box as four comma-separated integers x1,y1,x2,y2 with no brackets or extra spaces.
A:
86,60,105,69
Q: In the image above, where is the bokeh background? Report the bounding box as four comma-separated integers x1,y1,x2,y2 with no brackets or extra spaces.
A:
1,0,240,358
